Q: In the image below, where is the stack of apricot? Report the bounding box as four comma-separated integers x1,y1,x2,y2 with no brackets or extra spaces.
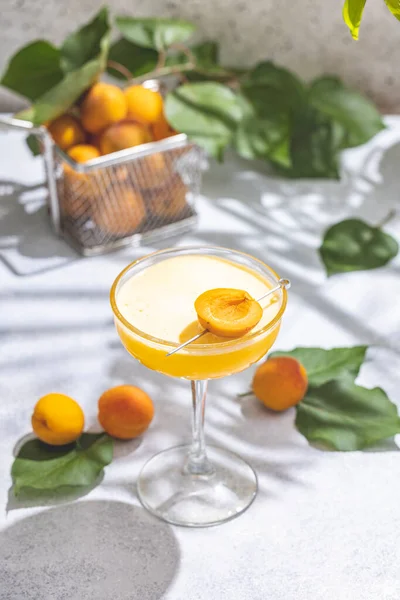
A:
46,82,189,238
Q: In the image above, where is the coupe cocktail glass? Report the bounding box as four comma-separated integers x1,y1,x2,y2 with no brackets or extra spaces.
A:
110,246,287,526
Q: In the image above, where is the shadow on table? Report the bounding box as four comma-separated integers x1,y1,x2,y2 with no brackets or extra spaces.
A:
198,140,400,354
109,352,315,498
0,177,196,276
0,500,180,600
0,178,77,276
202,138,400,227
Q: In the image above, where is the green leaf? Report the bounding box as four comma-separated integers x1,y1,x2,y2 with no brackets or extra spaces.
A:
234,115,291,168
276,109,343,179
384,0,400,20
16,8,110,125
115,16,196,51
191,41,219,66
166,40,220,66
343,0,367,40
242,61,306,116
309,76,385,147
60,7,110,72
320,218,398,276
107,38,157,79
165,82,243,159
25,133,42,156
296,378,400,450
0,40,63,101
17,57,103,125
12,433,113,495
270,346,368,386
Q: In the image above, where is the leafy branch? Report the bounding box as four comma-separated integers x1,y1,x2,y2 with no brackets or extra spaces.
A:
271,346,400,451
0,8,386,179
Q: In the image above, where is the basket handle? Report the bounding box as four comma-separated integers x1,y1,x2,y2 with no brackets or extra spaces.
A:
0,115,46,135
0,115,61,234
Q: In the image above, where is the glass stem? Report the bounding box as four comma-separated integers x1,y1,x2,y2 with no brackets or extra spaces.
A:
186,380,214,475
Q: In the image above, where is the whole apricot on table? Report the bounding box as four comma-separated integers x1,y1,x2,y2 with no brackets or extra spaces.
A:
67,144,100,163
80,82,127,134
32,393,85,445
252,357,308,411
99,121,152,155
98,385,154,439
195,288,263,337
92,187,146,236
48,115,85,150
152,112,176,141
125,85,164,125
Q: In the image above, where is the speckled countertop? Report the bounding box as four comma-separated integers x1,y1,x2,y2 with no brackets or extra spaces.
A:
1,119,400,600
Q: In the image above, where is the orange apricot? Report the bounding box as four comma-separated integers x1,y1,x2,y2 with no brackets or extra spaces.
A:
125,85,164,125
60,145,100,220
48,115,85,150
134,152,169,190
80,82,127,134
99,121,152,155
146,174,189,220
98,385,154,439
252,356,308,411
195,289,263,337
152,112,176,141
92,186,146,236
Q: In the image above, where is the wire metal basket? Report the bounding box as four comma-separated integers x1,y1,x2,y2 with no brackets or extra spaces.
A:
0,114,206,256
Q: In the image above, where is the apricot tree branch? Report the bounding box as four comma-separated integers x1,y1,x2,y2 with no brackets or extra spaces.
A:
107,60,133,81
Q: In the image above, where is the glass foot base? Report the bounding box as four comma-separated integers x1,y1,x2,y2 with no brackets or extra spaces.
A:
137,445,258,527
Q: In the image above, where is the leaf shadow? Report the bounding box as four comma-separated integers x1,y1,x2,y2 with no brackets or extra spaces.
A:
109,351,316,498
0,177,77,276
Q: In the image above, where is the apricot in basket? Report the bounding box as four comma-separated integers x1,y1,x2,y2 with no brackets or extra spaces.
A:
92,186,146,236
146,175,189,221
99,121,152,155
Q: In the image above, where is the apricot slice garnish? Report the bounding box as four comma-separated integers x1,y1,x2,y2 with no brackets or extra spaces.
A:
194,288,263,338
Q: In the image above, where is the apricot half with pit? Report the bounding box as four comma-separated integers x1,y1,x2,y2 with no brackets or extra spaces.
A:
194,288,263,337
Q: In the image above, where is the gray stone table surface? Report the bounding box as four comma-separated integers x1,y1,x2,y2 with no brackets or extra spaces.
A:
1,118,400,600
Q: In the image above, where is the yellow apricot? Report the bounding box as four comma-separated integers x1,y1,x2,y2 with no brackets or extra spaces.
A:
98,385,154,439
67,144,100,163
252,357,308,411
32,393,85,445
125,85,164,125
195,288,263,337
80,82,128,134
99,121,152,155
48,115,85,150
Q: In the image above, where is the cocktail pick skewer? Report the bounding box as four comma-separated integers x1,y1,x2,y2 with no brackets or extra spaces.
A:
166,278,291,357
